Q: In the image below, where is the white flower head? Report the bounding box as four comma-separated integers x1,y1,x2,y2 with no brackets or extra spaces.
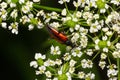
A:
81,59,93,68
30,61,38,68
99,61,106,69
19,0,25,4
10,2,16,8
10,9,18,18
103,47,108,52
33,0,40,2
63,53,71,61
45,71,52,78
70,59,76,67
28,24,34,31
85,72,95,80
76,11,82,18
86,49,93,56
55,59,62,65
58,0,70,4
1,22,7,29
73,0,81,7
69,67,75,74
51,45,61,55
75,24,80,31
61,8,67,16
0,2,7,9
101,53,107,59
115,43,120,49
71,47,83,57
78,71,85,79
35,53,46,60
112,51,120,58
38,66,46,74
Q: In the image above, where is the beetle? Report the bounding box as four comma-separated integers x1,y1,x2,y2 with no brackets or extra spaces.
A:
46,24,75,48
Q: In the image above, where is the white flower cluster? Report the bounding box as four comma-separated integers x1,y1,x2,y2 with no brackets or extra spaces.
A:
0,0,44,34
29,0,120,80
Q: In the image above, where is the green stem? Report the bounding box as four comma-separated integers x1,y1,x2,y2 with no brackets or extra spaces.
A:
117,58,120,80
92,51,100,61
33,4,62,12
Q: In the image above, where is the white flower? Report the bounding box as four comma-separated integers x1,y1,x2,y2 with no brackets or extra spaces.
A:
73,0,81,7
28,13,34,18
71,47,83,57
93,14,99,19
10,9,18,18
45,59,55,66
53,77,58,80
103,47,108,52
0,9,7,20
102,36,108,41
20,15,30,24
37,21,44,29
10,3,16,8
79,27,88,35
107,41,111,46
0,2,7,9
85,72,95,80
19,0,25,4
58,0,70,4
12,28,18,34
106,31,113,36
70,59,76,67
55,59,62,65
81,59,93,68
50,11,59,19
35,53,46,60
38,66,46,74
50,22,60,29
112,51,120,58
30,61,38,68
90,21,101,33
100,8,106,13
95,45,100,50
75,24,80,31
69,67,75,73
101,53,107,59
63,53,71,61
21,5,30,13
99,61,106,69
69,28,74,32
71,33,80,43
111,0,120,6
78,71,85,79
80,35,88,48
8,22,18,35
1,22,7,29
107,69,118,78
95,39,100,44
26,1,33,8
115,43,120,49
86,49,93,56
33,0,40,2
61,8,67,16
28,24,34,30
76,11,82,18
50,45,61,55
112,24,119,32
66,72,72,80
102,27,109,32
45,71,52,78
